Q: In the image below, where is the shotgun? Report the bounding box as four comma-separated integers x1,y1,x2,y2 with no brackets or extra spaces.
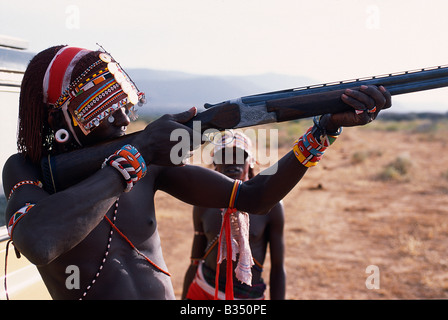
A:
183,64,448,132
41,64,448,192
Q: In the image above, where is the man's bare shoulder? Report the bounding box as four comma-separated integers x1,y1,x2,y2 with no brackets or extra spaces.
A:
2,153,39,194
3,153,28,168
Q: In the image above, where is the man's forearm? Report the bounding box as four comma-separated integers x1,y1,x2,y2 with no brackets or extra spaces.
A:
41,133,137,193
238,151,308,215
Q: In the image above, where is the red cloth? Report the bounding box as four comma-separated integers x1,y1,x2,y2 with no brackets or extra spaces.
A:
186,279,265,300
186,280,215,300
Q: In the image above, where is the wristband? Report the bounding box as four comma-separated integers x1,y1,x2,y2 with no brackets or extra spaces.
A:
115,144,147,179
103,154,136,192
102,144,146,192
293,121,341,168
295,138,323,163
293,139,319,167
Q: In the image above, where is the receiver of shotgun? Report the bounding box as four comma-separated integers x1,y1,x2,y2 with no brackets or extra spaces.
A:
184,64,448,133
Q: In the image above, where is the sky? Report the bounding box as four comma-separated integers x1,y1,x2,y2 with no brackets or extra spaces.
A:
2,0,448,112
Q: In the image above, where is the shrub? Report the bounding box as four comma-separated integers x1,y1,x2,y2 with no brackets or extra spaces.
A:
378,155,412,181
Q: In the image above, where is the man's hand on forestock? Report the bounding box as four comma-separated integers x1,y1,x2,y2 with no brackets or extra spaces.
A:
132,107,199,166
325,85,392,131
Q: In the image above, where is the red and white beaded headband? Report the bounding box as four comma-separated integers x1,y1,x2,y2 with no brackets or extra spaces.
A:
43,46,91,105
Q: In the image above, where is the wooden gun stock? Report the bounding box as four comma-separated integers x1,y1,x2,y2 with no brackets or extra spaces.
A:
183,101,241,132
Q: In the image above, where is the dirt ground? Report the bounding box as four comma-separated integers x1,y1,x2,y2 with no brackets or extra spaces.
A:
153,120,448,300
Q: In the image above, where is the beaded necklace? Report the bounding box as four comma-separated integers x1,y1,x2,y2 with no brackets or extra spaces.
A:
79,200,119,299
79,199,171,299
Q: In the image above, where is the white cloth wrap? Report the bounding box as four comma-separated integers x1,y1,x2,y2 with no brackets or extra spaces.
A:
217,209,254,286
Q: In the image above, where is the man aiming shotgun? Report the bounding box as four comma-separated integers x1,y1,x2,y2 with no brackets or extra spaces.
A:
2,45,393,299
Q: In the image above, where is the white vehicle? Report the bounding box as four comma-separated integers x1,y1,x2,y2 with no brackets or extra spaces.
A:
0,35,50,300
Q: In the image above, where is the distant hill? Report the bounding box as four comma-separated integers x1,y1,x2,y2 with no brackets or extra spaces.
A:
126,68,315,116
378,111,448,121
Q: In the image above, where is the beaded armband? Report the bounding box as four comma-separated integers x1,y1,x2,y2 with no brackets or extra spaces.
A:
293,117,342,168
102,144,147,192
228,179,242,209
8,203,35,238
8,180,43,200
190,258,201,266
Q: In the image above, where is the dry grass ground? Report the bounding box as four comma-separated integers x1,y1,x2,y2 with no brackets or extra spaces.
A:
151,118,448,300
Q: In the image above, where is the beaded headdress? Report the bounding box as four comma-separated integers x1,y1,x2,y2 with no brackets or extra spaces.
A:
42,46,145,143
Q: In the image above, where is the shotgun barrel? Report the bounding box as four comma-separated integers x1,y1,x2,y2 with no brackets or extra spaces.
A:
184,65,448,131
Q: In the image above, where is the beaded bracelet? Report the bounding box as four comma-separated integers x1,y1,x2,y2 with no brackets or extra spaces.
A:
103,154,136,192
293,118,342,168
102,144,147,192
293,138,319,167
115,144,147,180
